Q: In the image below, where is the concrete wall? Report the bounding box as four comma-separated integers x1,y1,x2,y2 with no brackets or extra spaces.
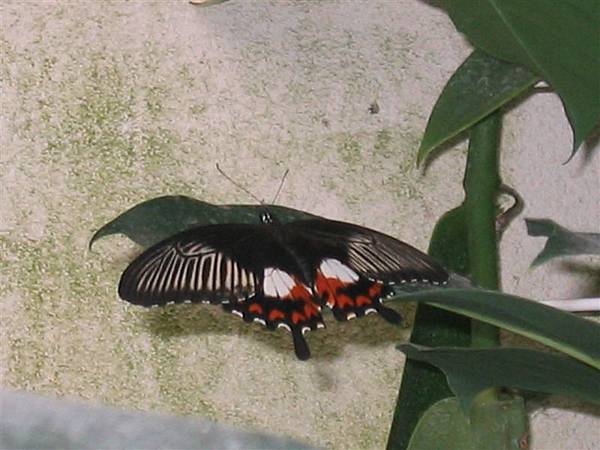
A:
1,1,598,448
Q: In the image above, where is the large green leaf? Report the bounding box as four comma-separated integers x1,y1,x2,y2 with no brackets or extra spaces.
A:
406,397,527,450
89,195,316,249
443,0,600,152
526,218,600,267
399,344,600,411
391,289,600,370
386,206,472,450
418,50,538,165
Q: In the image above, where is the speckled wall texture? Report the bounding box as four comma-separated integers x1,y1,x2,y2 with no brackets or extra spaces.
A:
1,1,598,449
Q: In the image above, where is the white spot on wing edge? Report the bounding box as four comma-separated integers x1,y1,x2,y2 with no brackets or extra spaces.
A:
231,310,243,318
253,318,266,326
277,323,291,332
319,258,359,282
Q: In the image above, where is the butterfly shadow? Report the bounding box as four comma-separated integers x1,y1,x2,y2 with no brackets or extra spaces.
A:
138,302,415,362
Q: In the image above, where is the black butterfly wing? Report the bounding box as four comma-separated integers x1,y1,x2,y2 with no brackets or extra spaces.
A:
118,221,326,359
117,214,447,360
284,218,448,285
118,223,297,306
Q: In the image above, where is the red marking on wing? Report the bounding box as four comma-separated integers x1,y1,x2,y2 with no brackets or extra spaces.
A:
315,273,357,308
284,278,321,324
315,271,389,320
249,303,263,314
225,290,323,361
284,280,313,302
291,311,304,324
303,303,319,318
368,283,383,297
356,295,372,307
268,309,285,321
315,273,348,307
337,294,355,308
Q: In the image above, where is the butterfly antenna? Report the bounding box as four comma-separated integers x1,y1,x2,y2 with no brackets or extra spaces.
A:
216,163,263,204
271,168,289,205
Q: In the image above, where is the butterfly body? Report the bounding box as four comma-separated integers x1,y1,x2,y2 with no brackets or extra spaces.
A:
118,210,448,360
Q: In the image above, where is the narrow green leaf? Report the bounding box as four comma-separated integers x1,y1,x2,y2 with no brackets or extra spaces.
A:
526,218,600,267
89,195,315,250
391,289,600,370
418,50,538,165
443,0,600,152
407,397,528,450
399,344,600,411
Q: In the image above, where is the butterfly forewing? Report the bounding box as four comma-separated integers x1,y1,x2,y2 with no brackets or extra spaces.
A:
285,219,448,285
118,224,268,306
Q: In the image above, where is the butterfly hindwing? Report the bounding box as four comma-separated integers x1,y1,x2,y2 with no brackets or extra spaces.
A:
315,258,402,324
223,267,325,360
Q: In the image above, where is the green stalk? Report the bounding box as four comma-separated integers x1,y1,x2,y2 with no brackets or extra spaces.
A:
464,113,501,291
387,112,506,449
464,112,502,402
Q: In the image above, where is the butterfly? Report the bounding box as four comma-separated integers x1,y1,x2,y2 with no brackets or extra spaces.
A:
118,209,448,360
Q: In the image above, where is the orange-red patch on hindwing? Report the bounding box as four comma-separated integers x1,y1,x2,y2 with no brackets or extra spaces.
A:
283,278,313,302
315,272,353,308
291,311,305,325
314,267,391,321
355,295,372,307
315,272,363,310
368,282,384,298
303,302,319,318
248,303,263,315
285,278,321,324
268,309,285,322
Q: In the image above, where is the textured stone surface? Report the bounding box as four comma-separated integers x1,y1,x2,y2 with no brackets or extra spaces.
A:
1,1,598,449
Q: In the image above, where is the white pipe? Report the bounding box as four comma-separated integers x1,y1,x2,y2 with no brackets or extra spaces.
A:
537,298,600,313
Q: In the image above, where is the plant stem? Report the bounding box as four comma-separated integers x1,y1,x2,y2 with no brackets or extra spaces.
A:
464,113,501,292
464,112,502,402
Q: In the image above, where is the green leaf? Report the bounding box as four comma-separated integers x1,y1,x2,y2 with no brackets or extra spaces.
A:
407,397,528,450
526,218,600,267
399,344,600,411
418,50,538,165
386,206,471,450
89,195,316,250
443,0,600,152
428,206,470,274
391,289,600,370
